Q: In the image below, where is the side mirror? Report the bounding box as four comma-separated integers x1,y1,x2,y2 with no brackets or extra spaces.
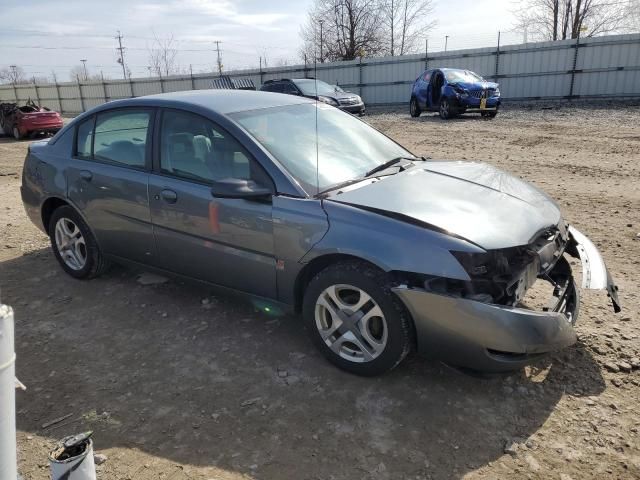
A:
211,178,272,200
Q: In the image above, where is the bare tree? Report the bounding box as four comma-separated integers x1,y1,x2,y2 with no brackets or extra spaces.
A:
68,65,103,82
0,65,27,84
514,0,628,41
148,33,179,77
301,0,386,62
625,0,640,31
382,0,436,56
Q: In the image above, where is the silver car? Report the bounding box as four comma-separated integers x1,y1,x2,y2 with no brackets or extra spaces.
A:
21,90,621,376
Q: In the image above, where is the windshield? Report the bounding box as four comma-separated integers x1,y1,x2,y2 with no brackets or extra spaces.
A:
231,103,413,195
445,69,483,83
293,79,338,96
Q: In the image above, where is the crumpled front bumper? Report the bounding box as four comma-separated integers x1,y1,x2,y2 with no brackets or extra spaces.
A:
392,226,620,372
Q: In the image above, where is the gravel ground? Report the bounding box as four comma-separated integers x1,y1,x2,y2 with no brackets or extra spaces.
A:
0,102,639,480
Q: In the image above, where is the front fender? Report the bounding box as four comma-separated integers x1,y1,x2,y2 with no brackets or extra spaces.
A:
303,200,484,281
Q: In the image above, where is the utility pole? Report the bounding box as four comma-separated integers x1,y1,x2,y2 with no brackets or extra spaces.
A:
9,65,17,83
115,30,128,80
80,59,88,80
9,65,18,102
445,35,449,52
390,0,394,56
319,20,324,63
214,41,223,75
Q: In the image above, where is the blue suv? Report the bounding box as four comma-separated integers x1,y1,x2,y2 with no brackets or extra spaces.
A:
410,68,501,120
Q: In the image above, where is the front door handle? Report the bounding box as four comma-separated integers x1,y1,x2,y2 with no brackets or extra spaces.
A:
79,170,93,181
160,189,178,204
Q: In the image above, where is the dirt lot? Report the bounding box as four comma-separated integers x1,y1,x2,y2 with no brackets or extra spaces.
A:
1,102,639,480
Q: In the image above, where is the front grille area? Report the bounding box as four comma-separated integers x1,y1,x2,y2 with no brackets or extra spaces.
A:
468,89,495,98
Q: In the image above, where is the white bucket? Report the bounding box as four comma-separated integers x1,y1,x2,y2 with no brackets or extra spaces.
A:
0,304,17,480
49,433,96,480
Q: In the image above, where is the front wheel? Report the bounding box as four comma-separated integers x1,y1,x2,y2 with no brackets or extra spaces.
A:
49,206,109,279
409,97,421,117
303,261,414,376
481,110,498,119
439,98,454,120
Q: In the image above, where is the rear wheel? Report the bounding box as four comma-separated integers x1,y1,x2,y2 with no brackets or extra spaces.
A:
303,261,414,376
49,206,109,279
409,97,421,117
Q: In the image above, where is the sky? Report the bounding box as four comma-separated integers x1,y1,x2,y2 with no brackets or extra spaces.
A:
0,0,520,83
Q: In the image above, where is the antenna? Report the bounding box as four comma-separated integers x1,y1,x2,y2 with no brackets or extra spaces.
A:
314,44,320,195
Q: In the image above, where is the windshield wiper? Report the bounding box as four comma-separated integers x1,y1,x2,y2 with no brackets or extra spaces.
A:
317,177,370,196
364,157,415,177
317,156,420,197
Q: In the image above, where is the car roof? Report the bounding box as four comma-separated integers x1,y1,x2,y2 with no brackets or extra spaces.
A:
96,89,314,115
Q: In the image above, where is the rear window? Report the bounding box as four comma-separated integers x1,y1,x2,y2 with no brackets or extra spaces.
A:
75,116,94,159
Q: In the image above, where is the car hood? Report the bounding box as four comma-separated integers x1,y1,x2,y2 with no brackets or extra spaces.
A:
450,80,498,90
329,91,360,101
327,161,562,250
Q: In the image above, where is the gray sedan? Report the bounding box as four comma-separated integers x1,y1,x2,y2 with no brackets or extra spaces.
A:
21,90,621,376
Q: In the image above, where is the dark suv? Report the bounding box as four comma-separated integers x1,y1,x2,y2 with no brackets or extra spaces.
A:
260,78,365,115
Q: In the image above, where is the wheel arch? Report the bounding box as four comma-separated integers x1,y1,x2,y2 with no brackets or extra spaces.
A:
293,253,383,313
40,197,99,249
41,196,71,235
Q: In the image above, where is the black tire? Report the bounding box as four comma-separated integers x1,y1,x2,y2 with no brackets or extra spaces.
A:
303,261,414,376
49,205,109,279
409,97,421,117
481,110,498,119
439,98,455,120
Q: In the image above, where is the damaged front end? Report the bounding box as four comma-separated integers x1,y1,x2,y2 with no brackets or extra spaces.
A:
392,223,620,372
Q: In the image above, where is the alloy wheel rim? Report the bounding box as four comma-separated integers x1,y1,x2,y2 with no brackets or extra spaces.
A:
314,284,388,363
440,101,448,118
13,127,19,139
54,218,87,270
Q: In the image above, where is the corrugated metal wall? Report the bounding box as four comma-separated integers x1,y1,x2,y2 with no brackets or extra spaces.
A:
1,33,638,113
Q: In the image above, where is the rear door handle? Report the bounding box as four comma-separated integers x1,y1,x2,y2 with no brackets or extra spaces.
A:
79,170,93,181
160,189,178,204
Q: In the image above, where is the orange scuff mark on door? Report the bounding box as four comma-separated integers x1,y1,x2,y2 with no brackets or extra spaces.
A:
209,202,220,234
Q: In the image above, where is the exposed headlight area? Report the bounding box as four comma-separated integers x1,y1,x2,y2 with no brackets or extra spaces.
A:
421,225,569,307
318,95,339,106
444,246,539,305
451,84,469,98
493,88,501,97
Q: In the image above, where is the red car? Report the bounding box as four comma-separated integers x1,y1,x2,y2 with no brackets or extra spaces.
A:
0,101,63,140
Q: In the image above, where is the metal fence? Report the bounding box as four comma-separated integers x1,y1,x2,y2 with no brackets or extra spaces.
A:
1,33,639,114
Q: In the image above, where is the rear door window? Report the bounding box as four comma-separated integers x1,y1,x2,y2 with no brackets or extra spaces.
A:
93,110,151,169
267,82,283,93
282,82,299,95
